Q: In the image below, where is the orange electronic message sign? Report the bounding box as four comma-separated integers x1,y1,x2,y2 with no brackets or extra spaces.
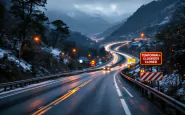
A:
140,52,162,65
90,60,96,66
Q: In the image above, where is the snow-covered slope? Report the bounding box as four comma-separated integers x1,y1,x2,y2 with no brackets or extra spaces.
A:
103,0,184,42
0,48,31,71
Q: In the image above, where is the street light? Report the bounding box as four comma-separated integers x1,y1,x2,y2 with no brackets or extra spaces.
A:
72,48,76,53
34,36,40,42
88,54,91,57
72,48,77,70
140,33,145,37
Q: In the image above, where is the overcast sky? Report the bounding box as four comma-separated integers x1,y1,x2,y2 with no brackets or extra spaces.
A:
46,0,154,22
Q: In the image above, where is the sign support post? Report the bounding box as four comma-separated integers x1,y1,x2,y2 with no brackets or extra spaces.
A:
157,66,160,91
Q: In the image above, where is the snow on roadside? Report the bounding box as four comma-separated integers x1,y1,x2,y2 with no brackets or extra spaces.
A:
160,72,180,87
134,67,140,73
177,81,185,95
51,48,61,57
0,48,9,58
0,48,31,71
177,87,184,95
0,72,90,96
0,80,54,95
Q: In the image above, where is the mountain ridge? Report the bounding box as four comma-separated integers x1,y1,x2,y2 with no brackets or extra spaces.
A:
102,0,181,43
46,10,112,35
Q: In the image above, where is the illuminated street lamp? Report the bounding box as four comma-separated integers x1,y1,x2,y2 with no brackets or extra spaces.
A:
62,52,65,55
140,33,145,37
72,48,76,53
88,54,91,57
34,36,40,42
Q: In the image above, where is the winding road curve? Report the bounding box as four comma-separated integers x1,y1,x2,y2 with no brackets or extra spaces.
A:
0,41,164,115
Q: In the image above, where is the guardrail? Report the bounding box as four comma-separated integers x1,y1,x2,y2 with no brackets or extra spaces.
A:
0,68,102,92
0,46,127,93
120,71,185,115
0,53,115,92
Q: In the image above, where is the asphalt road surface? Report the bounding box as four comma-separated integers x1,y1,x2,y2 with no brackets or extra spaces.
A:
0,70,165,115
0,42,165,115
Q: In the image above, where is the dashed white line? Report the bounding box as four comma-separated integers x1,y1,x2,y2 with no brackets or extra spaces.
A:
114,72,132,115
123,87,134,98
116,89,122,97
120,99,132,115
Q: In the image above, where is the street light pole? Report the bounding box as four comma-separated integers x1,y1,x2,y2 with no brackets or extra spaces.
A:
72,48,77,70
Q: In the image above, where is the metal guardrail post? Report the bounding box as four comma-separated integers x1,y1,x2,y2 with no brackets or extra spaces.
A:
0,57,110,93
144,89,148,96
20,83,23,87
120,72,185,114
141,88,144,95
151,93,154,101
161,100,166,111
176,109,181,115
10,85,12,90
15,84,18,88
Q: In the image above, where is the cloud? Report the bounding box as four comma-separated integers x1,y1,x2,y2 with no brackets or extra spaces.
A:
110,4,117,11
46,0,154,21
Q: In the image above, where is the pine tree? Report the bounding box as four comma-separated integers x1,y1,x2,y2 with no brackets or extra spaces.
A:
0,1,5,47
10,0,48,52
51,20,69,47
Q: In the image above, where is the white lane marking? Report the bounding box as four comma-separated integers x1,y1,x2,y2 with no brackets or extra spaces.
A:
117,89,122,97
116,73,134,98
114,72,122,97
120,99,132,115
123,87,133,98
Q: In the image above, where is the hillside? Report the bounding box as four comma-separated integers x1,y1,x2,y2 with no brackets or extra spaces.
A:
68,31,99,48
103,0,181,43
97,19,127,38
46,10,112,35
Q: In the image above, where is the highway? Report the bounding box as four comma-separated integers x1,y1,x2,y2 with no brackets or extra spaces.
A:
0,42,164,115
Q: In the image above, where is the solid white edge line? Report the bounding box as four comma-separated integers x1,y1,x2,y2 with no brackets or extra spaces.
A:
114,72,122,97
120,99,132,115
123,87,134,98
